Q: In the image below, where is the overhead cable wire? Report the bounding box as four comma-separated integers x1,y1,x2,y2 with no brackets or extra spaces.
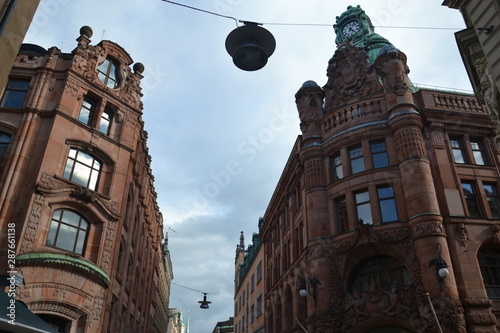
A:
161,0,462,31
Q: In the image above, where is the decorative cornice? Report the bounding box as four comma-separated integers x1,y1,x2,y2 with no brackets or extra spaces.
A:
16,253,110,287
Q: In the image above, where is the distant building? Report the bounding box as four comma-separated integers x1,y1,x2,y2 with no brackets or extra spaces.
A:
252,5,500,333
0,0,40,94
442,1,500,143
167,308,185,333
152,236,174,333
234,225,264,333
211,317,234,333
0,26,168,332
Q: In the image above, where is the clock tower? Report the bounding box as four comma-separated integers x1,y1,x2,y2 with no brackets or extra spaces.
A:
333,5,392,64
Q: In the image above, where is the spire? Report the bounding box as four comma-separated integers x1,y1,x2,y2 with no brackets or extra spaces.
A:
239,231,245,251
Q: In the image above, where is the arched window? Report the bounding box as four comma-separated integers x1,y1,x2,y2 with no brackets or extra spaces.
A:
478,247,500,298
97,58,120,88
350,255,412,294
46,209,89,255
63,148,101,190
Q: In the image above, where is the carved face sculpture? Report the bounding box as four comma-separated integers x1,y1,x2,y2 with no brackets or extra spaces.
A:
382,58,409,96
339,59,357,87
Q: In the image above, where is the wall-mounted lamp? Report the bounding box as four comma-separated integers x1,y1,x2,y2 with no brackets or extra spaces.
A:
298,267,320,306
198,293,211,309
428,243,450,291
225,21,276,71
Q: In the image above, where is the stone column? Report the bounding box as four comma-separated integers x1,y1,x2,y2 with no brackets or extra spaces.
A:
375,46,465,332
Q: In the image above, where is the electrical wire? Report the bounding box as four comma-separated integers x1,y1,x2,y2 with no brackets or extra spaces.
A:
172,282,207,294
160,0,462,31
171,282,233,295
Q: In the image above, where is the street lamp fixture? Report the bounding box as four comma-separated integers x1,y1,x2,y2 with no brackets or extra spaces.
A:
428,243,450,291
225,21,276,71
198,293,211,309
298,267,320,306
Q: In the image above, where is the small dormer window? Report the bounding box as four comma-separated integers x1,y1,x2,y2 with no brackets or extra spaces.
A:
97,58,119,88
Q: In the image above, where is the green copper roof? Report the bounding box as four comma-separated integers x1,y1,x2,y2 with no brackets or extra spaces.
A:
16,253,110,287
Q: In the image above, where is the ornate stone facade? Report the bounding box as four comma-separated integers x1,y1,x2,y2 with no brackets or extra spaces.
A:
0,27,169,332
253,5,500,333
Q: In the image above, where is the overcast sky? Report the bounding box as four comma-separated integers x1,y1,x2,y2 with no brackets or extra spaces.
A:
25,1,470,332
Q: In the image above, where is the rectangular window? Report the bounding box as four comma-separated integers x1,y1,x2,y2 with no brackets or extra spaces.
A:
349,146,365,174
371,141,389,168
256,260,262,282
78,97,96,126
377,185,398,222
470,140,486,165
462,182,482,217
484,184,500,218
256,295,263,317
1,79,30,108
332,153,343,181
99,107,113,134
451,138,466,163
335,196,348,233
251,274,255,292
250,304,254,323
0,133,11,166
355,190,372,224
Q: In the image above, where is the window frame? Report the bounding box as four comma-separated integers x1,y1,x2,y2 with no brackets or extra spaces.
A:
450,137,467,164
46,209,89,255
97,57,120,89
335,196,349,233
470,139,487,165
478,248,500,299
78,96,97,126
461,181,482,218
349,145,365,174
0,132,11,167
355,189,372,225
483,183,500,218
63,148,102,191
1,79,30,108
331,153,343,181
370,140,389,168
377,185,398,223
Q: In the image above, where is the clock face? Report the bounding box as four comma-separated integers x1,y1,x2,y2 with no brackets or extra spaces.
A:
342,20,360,37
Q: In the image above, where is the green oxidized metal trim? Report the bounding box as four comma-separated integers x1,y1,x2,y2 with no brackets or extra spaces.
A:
16,253,110,287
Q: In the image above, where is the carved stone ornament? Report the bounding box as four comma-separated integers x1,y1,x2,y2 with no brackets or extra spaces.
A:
295,80,325,133
323,42,382,110
374,45,411,97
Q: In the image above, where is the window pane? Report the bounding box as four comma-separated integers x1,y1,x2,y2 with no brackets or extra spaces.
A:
378,186,398,222
332,154,343,181
47,209,88,255
335,197,348,233
62,210,82,227
0,133,11,164
57,224,77,252
355,191,372,224
1,79,30,108
478,248,500,299
451,139,465,163
380,199,398,222
484,184,500,218
371,141,388,169
350,147,365,174
471,141,486,165
462,182,482,217
73,163,92,187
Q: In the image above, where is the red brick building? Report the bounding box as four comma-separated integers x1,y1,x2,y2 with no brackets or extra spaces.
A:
259,6,500,333
0,26,168,332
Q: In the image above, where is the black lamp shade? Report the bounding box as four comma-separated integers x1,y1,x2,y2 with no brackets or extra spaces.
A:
198,294,211,309
225,23,276,71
